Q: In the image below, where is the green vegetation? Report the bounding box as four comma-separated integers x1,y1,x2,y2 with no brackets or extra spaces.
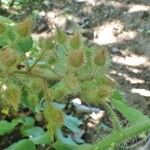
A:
0,16,150,150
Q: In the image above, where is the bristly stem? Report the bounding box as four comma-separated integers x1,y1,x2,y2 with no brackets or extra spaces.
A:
29,49,47,72
13,70,59,82
25,55,30,71
103,102,122,130
43,79,51,101
91,66,97,78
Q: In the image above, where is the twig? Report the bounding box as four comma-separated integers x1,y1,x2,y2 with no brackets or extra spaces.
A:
13,70,59,82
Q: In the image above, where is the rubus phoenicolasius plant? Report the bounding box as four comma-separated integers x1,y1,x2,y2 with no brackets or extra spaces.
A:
0,16,150,150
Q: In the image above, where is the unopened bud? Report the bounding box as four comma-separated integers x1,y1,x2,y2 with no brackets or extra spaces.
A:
97,86,112,100
68,50,84,67
94,47,108,66
17,17,33,37
70,33,80,49
0,48,17,67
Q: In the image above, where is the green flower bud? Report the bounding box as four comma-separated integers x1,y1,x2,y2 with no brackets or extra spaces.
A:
94,47,108,66
97,85,112,101
17,17,33,37
68,50,84,68
0,48,17,67
70,33,80,49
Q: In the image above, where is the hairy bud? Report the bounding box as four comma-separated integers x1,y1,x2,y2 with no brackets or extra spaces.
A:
17,17,33,37
68,50,84,68
97,85,112,101
0,48,17,67
94,47,108,66
70,33,80,49
5,84,21,111
44,104,64,137
104,75,116,87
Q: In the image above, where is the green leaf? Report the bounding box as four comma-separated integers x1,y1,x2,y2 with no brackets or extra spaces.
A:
5,139,36,150
31,132,51,145
0,119,22,136
0,35,8,47
22,126,44,137
52,102,65,110
21,116,35,128
5,26,16,42
53,129,91,150
22,126,52,144
15,36,33,53
0,15,14,24
53,129,77,150
64,115,83,133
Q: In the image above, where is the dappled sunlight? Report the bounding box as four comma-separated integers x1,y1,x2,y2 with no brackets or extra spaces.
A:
93,20,138,45
46,9,69,27
46,9,70,28
104,1,127,8
128,4,150,13
126,66,142,73
110,71,145,84
131,88,150,97
112,53,149,67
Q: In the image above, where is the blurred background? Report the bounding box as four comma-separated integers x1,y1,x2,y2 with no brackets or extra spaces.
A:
0,0,150,115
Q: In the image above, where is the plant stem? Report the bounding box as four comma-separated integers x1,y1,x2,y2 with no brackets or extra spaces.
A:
25,55,30,71
103,102,122,130
13,70,59,82
29,49,47,71
43,79,51,101
91,66,97,78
